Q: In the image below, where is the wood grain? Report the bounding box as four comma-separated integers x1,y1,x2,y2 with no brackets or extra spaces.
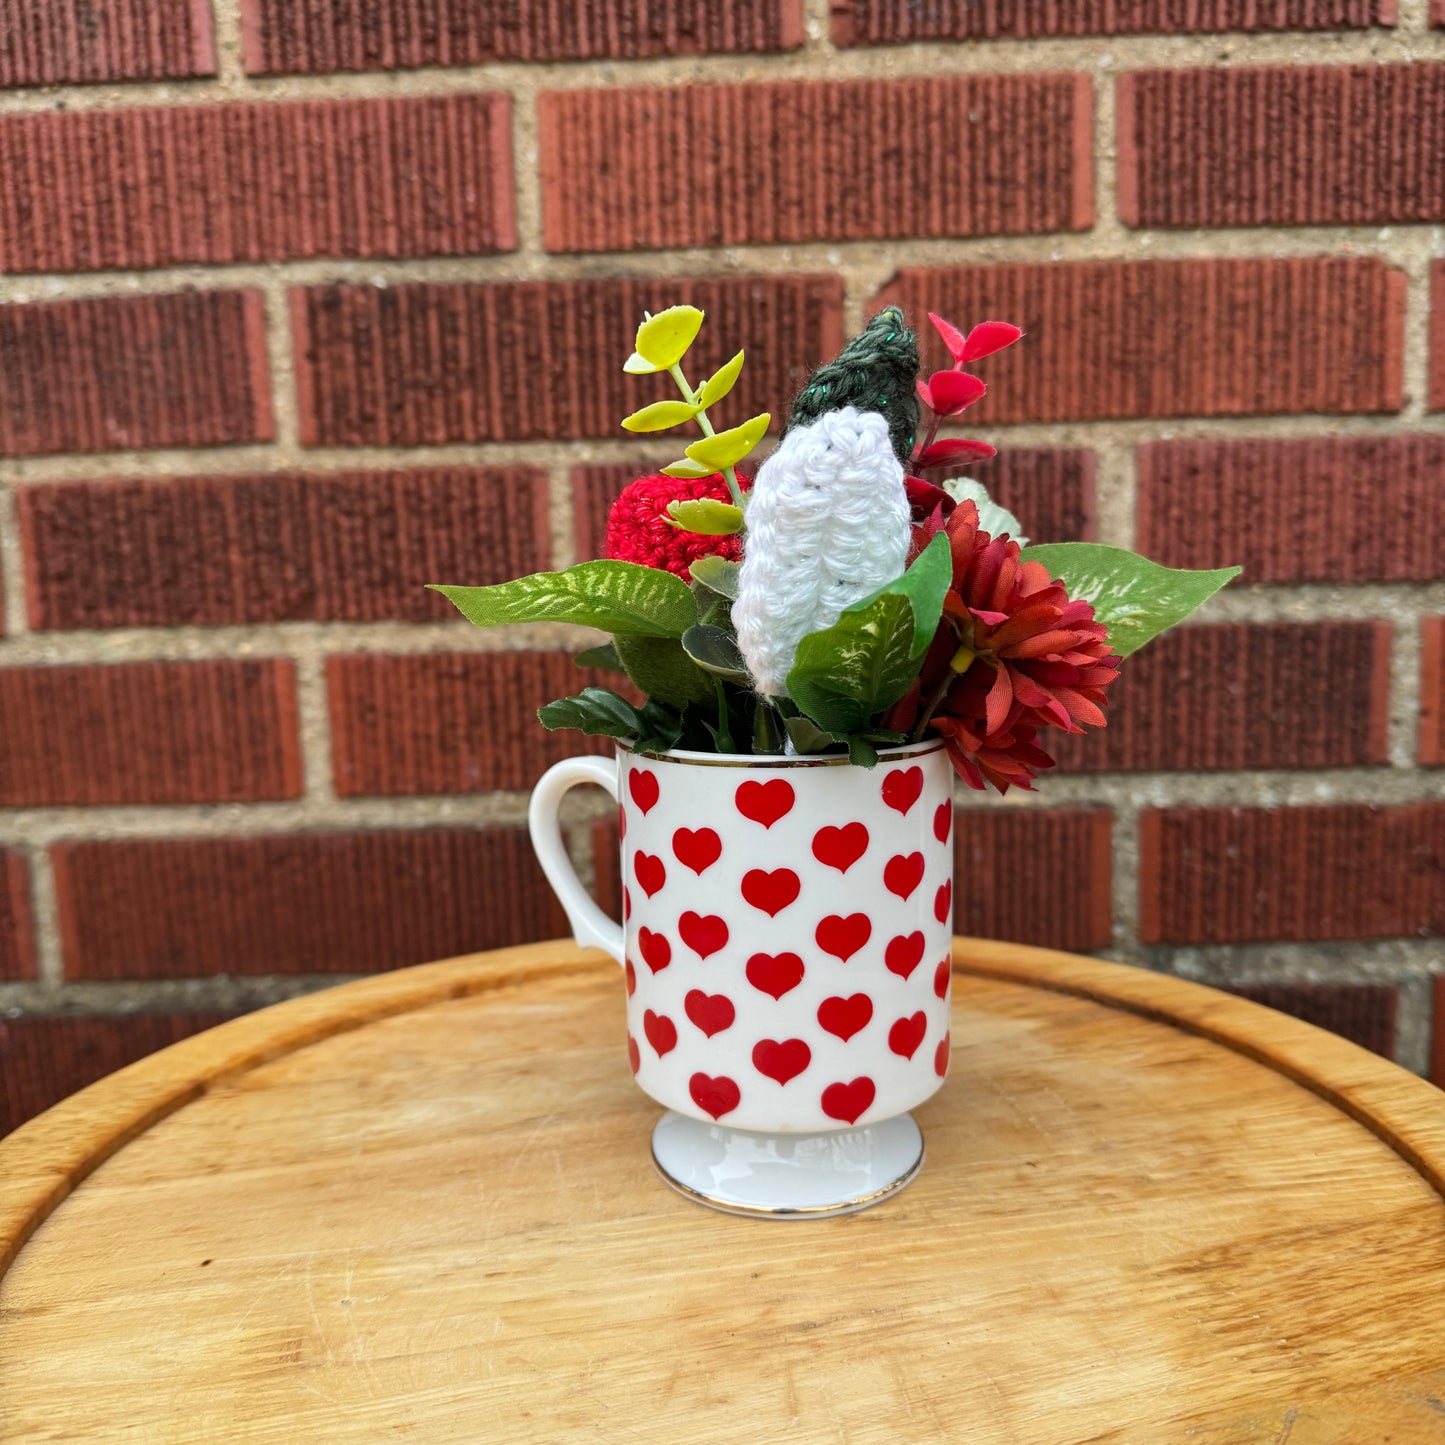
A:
2,939,1444,1443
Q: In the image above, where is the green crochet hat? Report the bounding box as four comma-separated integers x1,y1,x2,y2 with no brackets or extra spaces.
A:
785,306,920,466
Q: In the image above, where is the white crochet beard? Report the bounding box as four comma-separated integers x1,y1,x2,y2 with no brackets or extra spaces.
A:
733,407,911,699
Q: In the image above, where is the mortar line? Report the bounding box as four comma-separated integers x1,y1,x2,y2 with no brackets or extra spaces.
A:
292,652,337,803
1387,615,1424,769
548,461,580,570
25,844,63,990
1392,974,1433,1074
208,0,249,87
0,483,24,639
259,276,300,451
1108,800,1141,961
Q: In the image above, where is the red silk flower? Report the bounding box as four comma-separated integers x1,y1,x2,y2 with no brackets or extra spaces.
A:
886,500,1119,793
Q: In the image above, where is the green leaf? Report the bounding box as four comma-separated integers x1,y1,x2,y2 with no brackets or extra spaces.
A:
632,700,685,755
782,716,893,768
634,306,704,370
574,642,623,671
685,413,770,472
846,531,951,657
622,399,700,433
681,623,752,683
753,699,787,755
431,561,696,639
689,556,741,600
612,634,714,708
661,458,714,480
537,688,643,738
786,592,921,734
698,350,744,408
1017,543,1242,659
666,499,743,536
782,715,842,754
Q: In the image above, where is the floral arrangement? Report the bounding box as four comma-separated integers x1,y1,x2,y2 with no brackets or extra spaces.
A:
436,306,1237,792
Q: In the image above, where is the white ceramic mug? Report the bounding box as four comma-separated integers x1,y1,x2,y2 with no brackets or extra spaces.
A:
529,740,955,1216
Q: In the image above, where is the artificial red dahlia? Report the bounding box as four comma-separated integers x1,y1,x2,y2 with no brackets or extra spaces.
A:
886,500,1120,793
604,472,746,578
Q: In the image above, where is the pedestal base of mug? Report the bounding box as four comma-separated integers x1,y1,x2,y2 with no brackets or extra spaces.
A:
650,1110,924,1219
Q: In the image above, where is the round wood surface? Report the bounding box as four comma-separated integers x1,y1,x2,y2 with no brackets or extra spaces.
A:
3,939,1445,1444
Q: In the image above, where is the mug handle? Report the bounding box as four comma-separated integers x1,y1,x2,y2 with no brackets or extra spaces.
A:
528,755,625,965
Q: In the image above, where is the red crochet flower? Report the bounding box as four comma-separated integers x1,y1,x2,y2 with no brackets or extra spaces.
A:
885,500,1119,793
604,472,745,578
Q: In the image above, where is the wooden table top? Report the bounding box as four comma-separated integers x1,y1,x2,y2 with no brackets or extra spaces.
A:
2,939,1444,1444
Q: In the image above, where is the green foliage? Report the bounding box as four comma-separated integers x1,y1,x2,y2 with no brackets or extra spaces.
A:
665,499,744,536
537,688,683,754
432,561,696,639
612,634,715,708
681,624,751,683
689,556,741,600
786,592,920,735
845,532,951,658
1018,543,1241,659
624,306,705,374
698,350,745,408
685,413,770,471
574,642,623,671
622,399,699,432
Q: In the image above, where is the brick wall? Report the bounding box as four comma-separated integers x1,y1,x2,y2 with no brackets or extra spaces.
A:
1,0,1443,1132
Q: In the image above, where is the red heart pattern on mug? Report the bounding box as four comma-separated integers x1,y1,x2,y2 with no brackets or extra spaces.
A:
637,928,671,973
735,779,795,829
816,913,871,962
745,952,805,999
742,867,800,917
821,1076,876,1124
881,766,924,815
618,804,627,841
888,1012,927,1060
613,748,954,1134
883,852,925,901
685,989,736,1037
885,932,925,979
672,827,722,875
811,823,869,874
752,1038,811,1085
678,911,729,960
689,1072,741,1120
817,993,873,1041
933,959,951,999
628,770,660,814
643,1009,677,1058
633,852,666,899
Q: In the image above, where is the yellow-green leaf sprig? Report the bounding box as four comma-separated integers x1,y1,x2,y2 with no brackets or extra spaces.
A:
619,305,767,513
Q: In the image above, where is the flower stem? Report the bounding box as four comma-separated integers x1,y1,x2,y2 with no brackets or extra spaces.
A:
909,670,955,743
669,362,744,509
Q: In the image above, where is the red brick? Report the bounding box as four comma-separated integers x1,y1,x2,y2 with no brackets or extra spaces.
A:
0,291,272,458
293,276,843,448
1,851,36,981
19,467,550,632
1432,261,1445,412
831,0,1390,43
1421,618,1445,767
1138,803,1445,945
1137,436,1445,585
875,258,1405,422
593,806,1111,952
1227,983,1397,1059
0,97,514,275
328,651,625,797
0,1013,235,1137
1118,66,1445,229
0,0,215,88
51,829,569,980
540,75,1091,253
0,660,300,807
241,0,803,73
1054,621,1391,774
